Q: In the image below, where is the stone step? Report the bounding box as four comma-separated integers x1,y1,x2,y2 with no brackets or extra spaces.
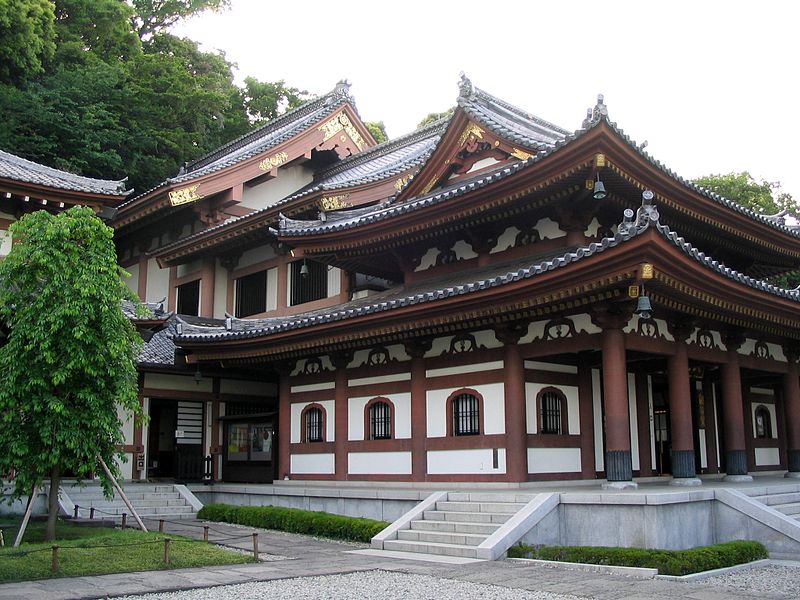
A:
423,510,512,524
410,519,500,536
397,529,486,546
382,539,478,559
67,491,183,501
73,498,189,509
447,492,536,503
81,505,195,516
435,501,525,514
65,485,177,494
754,492,800,506
774,502,800,516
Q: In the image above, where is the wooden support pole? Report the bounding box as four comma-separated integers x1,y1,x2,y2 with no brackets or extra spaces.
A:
203,526,209,542
96,455,148,532
164,538,171,565
252,533,259,561
51,545,59,575
73,505,79,519
90,507,95,519
159,519,165,533
121,513,127,530
13,485,38,548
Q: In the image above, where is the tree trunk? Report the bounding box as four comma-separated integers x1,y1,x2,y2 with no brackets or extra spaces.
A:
45,466,60,542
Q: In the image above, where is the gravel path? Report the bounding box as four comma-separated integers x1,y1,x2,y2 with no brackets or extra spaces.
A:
699,563,800,597
115,571,590,600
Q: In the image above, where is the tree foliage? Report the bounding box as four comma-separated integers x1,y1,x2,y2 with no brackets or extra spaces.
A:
0,0,303,193
693,172,796,215
0,0,57,83
0,207,143,540
365,121,388,144
417,107,454,129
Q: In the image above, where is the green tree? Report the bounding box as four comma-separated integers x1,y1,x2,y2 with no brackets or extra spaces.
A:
0,207,143,541
0,0,57,83
365,121,388,144
693,172,796,215
242,76,309,125
417,107,454,129
131,0,230,40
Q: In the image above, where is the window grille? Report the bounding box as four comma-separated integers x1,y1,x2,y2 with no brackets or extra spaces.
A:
305,407,323,442
755,405,772,439
540,390,562,434
235,270,267,317
369,401,391,440
453,393,479,436
290,260,328,306
176,279,200,316
226,402,265,416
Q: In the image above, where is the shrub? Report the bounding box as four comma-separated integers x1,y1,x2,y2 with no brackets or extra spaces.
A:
507,540,767,575
197,503,388,543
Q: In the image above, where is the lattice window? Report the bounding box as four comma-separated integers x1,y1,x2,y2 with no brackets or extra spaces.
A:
235,270,267,317
452,393,480,436
755,405,772,439
303,406,324,443
537,388,567,435
176,279,200,316
369,401,392,440
290,260,328,306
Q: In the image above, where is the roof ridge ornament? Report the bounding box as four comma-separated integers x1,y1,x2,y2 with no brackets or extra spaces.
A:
590,93,609,124
458,72,475,99
334,79,351,96
636,189,659,226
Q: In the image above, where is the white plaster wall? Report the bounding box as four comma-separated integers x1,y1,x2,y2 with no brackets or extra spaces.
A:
425,383,504,437
290,399,334,443
240,164,314,211
213,260,227,318
584,217,600,237
118,403,135,444
220,379,277,396
628,372,640,471
414,247,440,272
491,226,519,254
145,372,213,393
569,314,601,334
534,217,565,240
141,397,150,480
346,343,410,366
427,448,506,474
177,259,202,279
739,338,757,357
755,447,780,466
524,361,578,374
452,239,478,260
527,447,582,474
266,267,278,311
123,262,140,295
349,373,411,387
751,387,775,396
290,453,335,474
291,356,334,375
0,224,12,257
238,244,277,269
699,430,708,469
426,360,504,380
145,257,170,304
592,369,604,471
525,383,579,435
466,156,500,174
348,392,411,440
348,451,412,475
327,266,341,297
751,402,778,439
291,381,335,393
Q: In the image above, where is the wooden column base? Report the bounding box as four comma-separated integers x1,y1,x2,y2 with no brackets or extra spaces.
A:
671,449,697,478
605,450,633,481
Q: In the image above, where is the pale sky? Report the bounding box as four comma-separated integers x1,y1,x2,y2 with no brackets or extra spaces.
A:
175,0,800,203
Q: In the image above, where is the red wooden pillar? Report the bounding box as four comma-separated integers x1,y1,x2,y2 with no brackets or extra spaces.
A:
200,257,215,318
721,332,751,479
600,323,635,485
667,340,699,482
634,370,653,477
405,339,432,481
496,323,529,482
702,374,720,474
783,345,800,477
578,357,596,479
331,352,352,480
277,362,292,480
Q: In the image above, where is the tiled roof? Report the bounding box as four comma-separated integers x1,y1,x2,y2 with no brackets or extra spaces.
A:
457,76,570,149
121,82,356,207
151,120,447,258
0,149,129,197
176,205,800,345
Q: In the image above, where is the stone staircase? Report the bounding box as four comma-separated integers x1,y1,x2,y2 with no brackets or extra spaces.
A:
60,482,200,522
373,491,561,560
748,483,800,520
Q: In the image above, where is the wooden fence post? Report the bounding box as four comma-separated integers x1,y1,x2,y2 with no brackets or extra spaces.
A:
203,526,209,542
252,533,258,561
51,545,59,575
164,538,171,565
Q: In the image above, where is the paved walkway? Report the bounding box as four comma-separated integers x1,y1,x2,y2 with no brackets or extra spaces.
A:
0,517,796,600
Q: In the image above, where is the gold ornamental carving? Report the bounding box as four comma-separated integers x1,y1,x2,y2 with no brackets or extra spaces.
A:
319,194,351,211
394,176,410,191
169,184,203,207
641,263,654,279
258,151,289,172
318,112,367,151
458,123,485,147
510,148,533,161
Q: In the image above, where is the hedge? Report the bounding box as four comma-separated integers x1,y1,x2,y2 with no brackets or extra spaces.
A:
197,503,388,543
507,540,767,575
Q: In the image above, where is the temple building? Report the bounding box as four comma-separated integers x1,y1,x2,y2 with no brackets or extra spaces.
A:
6,77,800,488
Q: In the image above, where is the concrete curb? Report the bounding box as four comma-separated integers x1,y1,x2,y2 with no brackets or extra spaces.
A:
507,557,658,579
656,558,772,581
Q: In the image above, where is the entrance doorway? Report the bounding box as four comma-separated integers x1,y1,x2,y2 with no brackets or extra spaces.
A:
651,379,672,475
147,399,205,481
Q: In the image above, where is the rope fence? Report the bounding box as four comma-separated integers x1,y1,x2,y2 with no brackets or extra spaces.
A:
0,509,263,575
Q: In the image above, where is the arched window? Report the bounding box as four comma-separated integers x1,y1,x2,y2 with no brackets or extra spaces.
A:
366,398,393,440
537,387,567,434
450,391,481,436
301,405,325,443
755,405,772,439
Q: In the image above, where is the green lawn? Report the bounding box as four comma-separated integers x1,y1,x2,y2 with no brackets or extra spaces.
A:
0,517,251,582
